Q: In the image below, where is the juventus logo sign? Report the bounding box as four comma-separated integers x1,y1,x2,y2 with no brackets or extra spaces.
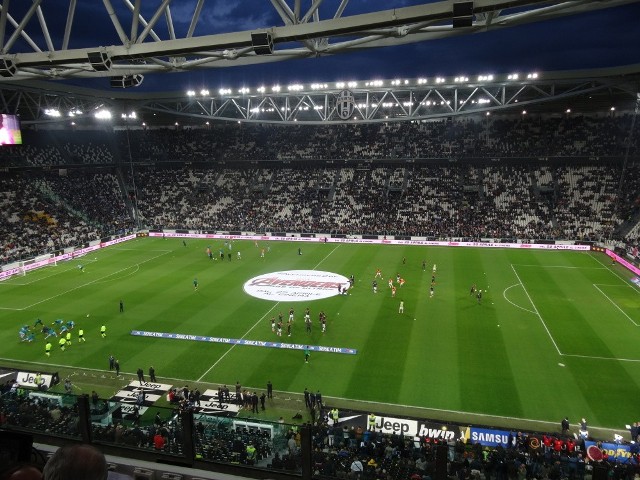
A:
336,90,355,120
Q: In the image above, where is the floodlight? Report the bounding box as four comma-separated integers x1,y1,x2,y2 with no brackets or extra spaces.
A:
251,32,273,55
94,110,111,120
110,75,143,88
453,1,473,28
87,51,112,72
0,59,17,77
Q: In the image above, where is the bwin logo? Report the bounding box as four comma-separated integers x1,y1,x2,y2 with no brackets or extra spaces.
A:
336,90,355,120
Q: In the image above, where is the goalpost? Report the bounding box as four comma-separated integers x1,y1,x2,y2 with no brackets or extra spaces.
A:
18,253,57,276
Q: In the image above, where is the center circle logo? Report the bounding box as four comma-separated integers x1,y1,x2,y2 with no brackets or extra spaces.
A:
244,270,350,302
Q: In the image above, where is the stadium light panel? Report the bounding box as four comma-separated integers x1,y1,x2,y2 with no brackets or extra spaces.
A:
336,82,345,89
271,85,281,92
610,107,616,111
187,90,196,97
347,81,357,88
44,108,61,117
200,89,210,96
94,110,111,120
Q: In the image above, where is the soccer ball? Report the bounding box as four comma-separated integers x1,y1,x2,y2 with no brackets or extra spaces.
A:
86,314,90,318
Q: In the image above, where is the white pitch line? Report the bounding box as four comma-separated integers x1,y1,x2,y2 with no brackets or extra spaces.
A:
111,248,173,252
588,252,640,295
0,357,626,430
511,264,606,269
197,244,342,382
196,303,280,382
310,245,341,271
0,259,99,286
502,284,536,314
562,353,640,363
510,264,562,355
15,250,171,311
91,264,140,285
592,284,639,327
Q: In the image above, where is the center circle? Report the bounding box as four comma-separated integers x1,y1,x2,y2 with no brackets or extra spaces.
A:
243,270,350,302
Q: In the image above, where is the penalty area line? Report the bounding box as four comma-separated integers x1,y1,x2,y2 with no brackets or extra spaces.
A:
16,251,171,311
592,284,640,327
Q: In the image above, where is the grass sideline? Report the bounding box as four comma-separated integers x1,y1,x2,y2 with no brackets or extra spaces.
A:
1,237,639,435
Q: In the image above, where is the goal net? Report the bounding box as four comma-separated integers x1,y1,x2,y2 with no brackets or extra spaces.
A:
18,253,57,276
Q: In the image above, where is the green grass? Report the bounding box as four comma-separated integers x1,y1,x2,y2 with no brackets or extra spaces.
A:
2,238,640,433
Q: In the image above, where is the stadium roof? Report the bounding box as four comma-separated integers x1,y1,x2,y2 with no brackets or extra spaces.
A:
0,0,638,125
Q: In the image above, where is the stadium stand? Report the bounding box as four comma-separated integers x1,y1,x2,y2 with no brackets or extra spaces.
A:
0,381,634,480
1,112,640,479
1,112,639,264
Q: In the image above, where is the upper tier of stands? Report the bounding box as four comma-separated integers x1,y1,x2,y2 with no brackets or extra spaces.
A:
0,113,636,167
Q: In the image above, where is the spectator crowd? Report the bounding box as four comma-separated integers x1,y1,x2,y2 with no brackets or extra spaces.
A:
1,112,639,265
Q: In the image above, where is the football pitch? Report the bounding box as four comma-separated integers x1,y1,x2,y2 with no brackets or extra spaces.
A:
2,237,640,432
